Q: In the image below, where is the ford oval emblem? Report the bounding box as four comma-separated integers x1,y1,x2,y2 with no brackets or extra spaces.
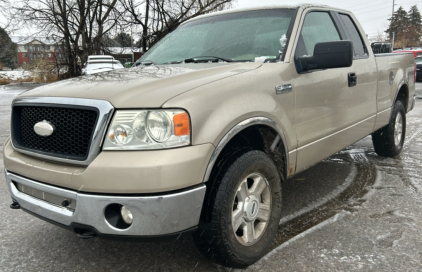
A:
34,120,55,137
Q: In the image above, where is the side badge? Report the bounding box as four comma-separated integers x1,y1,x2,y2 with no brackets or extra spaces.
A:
275,84,292,94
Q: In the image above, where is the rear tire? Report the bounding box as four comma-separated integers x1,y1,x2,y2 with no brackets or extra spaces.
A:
193,150,282,268
372,100,406,157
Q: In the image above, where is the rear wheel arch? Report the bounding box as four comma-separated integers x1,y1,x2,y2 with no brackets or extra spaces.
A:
394,81,409,111
372,100,406,157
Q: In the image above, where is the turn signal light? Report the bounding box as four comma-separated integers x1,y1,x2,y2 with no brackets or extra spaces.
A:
173,112,190,136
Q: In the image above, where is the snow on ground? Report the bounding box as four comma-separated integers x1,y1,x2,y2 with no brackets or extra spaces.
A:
0,70,31,80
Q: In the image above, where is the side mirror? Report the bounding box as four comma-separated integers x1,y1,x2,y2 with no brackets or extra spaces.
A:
298,41,353,72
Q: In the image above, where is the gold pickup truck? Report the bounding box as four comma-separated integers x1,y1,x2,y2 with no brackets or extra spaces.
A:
3,4,416,268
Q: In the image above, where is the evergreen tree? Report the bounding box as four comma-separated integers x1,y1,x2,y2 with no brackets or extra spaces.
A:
407,5,422,46
113,32,132,47
103,34,121,47
386,5,422,48
386,6,410,48
0,27,17,69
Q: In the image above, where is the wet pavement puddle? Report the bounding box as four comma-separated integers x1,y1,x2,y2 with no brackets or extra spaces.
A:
269,150,377,251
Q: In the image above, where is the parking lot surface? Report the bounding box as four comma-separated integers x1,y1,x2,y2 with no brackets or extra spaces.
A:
1,83,422,271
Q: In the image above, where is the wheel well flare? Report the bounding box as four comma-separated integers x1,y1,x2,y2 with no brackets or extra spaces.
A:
204,123,287,184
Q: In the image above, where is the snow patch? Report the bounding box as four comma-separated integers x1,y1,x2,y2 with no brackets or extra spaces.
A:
279,34,287,50
0,71,31,81
257,211,350,265
361,169,382,201
404,127,422,147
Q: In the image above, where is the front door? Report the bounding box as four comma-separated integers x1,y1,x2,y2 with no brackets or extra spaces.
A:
292,10,365,172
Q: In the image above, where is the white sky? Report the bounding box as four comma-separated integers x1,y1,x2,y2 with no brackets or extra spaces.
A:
236,0,422,39
1,0,421,39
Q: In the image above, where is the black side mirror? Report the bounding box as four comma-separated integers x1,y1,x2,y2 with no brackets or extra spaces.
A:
298,41,353,72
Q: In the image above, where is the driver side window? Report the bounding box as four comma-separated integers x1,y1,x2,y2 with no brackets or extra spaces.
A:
296,12,341,57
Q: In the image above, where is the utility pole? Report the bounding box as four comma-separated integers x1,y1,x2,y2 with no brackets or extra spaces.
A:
392,32,395,49
391,0,395,49
392,0,395,19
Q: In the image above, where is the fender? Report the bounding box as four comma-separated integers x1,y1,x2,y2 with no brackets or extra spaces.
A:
391,78,409,113
202,117,290,183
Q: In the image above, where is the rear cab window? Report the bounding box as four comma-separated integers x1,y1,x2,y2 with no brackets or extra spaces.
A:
338,14,368,59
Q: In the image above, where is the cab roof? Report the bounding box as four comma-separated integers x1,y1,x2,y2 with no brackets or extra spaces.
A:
182,3,348,25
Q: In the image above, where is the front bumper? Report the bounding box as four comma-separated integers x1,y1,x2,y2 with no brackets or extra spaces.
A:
5,170,206,236
3,138,214,194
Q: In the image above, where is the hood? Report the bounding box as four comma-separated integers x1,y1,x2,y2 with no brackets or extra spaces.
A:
20,62,262,108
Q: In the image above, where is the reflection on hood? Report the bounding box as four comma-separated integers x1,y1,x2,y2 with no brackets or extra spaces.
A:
19,62,262,108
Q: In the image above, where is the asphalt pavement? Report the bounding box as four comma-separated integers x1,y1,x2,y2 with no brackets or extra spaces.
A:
0,83,422,271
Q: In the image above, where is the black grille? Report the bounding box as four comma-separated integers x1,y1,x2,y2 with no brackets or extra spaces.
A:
12,105,99,161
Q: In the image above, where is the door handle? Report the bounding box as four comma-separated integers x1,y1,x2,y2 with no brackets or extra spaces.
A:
348,72,357,87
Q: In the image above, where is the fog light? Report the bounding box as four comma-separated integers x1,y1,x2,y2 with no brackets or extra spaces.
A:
120,205,133,225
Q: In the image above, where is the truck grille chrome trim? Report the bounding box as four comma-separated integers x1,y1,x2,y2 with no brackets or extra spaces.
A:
11,97,114,166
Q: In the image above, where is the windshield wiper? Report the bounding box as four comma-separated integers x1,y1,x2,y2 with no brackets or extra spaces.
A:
184,56,234,63
161,60,184,65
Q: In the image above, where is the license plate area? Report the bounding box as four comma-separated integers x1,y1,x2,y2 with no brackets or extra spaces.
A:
14,181,76,210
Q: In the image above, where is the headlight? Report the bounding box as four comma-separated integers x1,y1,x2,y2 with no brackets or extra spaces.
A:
103,109,190,150
146,111,172,142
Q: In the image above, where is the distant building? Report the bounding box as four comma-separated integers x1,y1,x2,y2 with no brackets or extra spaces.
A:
106,47,144,64
11,36,65,66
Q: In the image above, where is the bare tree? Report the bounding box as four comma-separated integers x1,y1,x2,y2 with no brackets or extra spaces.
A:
374,31,387,42
14,0,123,77
122,0,234,52
0,0,18,30
8,0,233,77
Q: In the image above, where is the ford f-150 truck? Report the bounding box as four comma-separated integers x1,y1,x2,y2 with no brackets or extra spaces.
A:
3,4,416,268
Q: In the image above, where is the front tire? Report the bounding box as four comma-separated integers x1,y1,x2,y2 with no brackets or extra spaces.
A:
372,100,406,157
193,150,282,268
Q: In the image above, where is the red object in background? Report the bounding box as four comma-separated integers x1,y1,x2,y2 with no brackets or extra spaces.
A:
393,49,422,58
17,53,29,65
16,52,56,65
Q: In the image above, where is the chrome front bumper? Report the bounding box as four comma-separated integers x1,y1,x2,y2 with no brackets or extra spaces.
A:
5,170,206,236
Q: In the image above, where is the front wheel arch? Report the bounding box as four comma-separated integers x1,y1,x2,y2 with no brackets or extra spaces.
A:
203,118,289,184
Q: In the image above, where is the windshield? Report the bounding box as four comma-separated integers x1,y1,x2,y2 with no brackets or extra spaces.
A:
138,9,295,65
